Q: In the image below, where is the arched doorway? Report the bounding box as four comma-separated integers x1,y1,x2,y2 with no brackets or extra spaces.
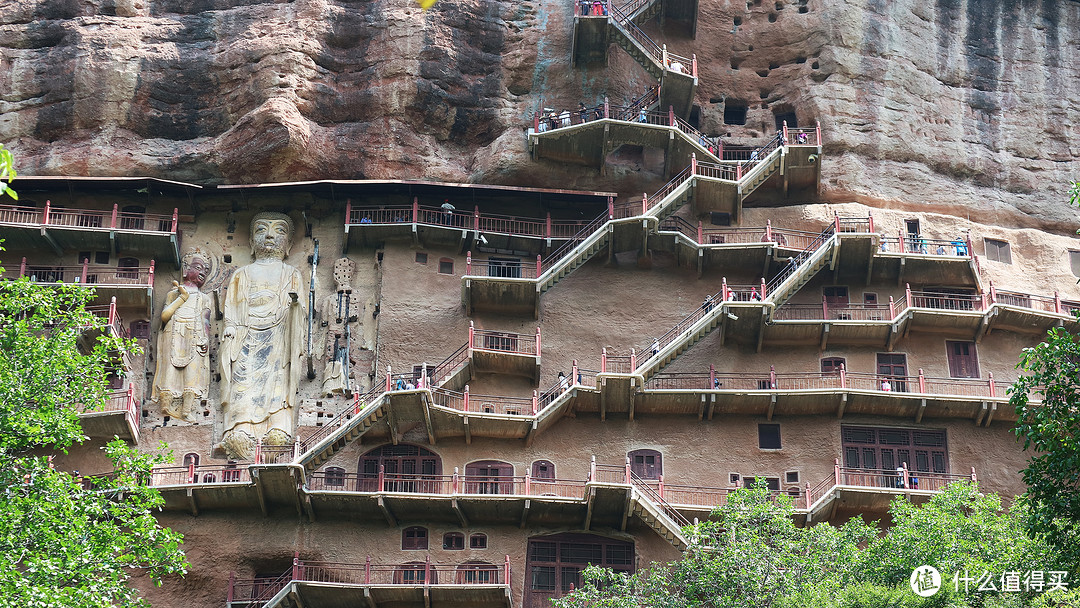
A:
464,460,514,494
359,444,442,493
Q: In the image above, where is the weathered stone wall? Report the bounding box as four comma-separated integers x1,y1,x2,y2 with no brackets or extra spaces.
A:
2,0,1078,229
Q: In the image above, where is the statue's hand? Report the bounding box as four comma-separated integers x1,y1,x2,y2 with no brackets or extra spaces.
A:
176,282,189,300
222,326,236,339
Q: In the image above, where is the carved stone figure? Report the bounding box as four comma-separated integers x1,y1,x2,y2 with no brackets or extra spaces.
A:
219,213,306,460
152,250,213,422
320,257,360,397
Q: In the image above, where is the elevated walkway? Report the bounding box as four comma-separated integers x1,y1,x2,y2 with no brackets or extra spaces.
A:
79,387,140,443
1,258,155,314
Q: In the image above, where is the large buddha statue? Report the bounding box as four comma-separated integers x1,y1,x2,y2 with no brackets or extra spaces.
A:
218,212,306,460
152,249,213,422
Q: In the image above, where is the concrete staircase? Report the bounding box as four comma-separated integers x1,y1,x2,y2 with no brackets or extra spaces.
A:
763,227,838,309
629,473,691,550
297,396,388,471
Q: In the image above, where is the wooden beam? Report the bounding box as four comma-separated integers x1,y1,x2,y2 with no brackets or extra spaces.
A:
252,467,269,517
600,378,607,422
620,490,633,531
897,257,906,287
819,323,830,351
836,393,847,419
984,402,997,427
698,394,706,421
290,469,303,518
463,415,472,445
915,398,926,424
186,487,199,517
377,496,397,527
628,384,636,421
364,588,377,608
301,494,315,523
524,419,538,448
766,394,776,421
520,499,531,529
421,397,436,446
39,228,63,256
755,307,766,353
387,404,399,446
451,498,469,528
583,487,595,530
707,394,716,421
974,402,987,427
865,252,874,286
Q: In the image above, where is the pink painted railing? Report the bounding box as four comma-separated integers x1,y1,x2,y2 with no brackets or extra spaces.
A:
0,201,178,233
470,325,539,356
347,203,591,241
907,290,984,311
764,223,836,297
463,252,540,279
150,463,251,486
431,343,470,385
772,302,892,322
298,384,384,454
431,386,536,416
783,126,820,146
229,557,510,606
538,211,610,274
307,468,589,499
86,297,130,339
880,234,972,257
5,260,155,286
806,462,976,509
630,469,691,527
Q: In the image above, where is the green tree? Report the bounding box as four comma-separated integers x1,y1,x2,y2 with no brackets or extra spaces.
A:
0,143,16,200
0,275,187,607
1010,327,1080,569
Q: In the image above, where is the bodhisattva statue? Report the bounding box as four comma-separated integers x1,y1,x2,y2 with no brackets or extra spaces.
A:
320,257,359,397
152,250,213,422
219,213,306,460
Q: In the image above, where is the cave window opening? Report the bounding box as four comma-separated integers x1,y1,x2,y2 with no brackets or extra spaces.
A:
723,103,748,125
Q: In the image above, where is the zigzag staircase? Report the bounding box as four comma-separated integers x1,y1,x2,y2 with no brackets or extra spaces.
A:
635,223,838,380
538,164,695,294
629,472,691,550
297,387,389,471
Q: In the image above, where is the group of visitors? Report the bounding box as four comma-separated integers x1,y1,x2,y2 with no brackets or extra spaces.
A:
578,0,607,15
878,232,969,256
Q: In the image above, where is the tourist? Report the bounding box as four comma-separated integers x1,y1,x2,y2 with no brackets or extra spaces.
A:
559,371,570,391
750,287,762,301
638,107,648,123
880,378,892,392
652,338,660,356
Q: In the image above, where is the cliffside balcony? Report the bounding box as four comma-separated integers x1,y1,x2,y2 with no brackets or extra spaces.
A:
2,257,155,313
344,199,597,252
461,252,541,317
227,556,512,608
0,201,180,266
468,323,541,382
803,461,977,523
80,386,140,443
636,365,1013,426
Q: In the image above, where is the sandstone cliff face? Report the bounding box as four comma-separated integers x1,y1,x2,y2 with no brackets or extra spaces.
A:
1,0,1078,228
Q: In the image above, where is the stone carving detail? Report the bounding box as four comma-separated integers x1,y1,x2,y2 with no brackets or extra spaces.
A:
320,257,360,397
152,249,213,422
219,213,306,460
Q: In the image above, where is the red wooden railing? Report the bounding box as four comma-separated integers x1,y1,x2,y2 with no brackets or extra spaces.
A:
347,201,591,241
0,200,178,233
469,322,540,356
4,259,155,286
805,460,976,510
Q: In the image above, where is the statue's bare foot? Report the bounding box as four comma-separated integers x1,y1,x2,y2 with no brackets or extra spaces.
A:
222,429,256,460
263,428,292,446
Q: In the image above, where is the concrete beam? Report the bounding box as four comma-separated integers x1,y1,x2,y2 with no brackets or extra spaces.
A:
378,496,398,527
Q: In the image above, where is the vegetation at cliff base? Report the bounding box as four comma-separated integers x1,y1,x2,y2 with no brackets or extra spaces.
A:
553,482,1076,608
0,274,187,607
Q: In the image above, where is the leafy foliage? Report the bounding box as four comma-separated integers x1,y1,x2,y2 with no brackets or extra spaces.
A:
0,275,186,607
0,143,15,200
555,481,1070,608
1010,327,1080,569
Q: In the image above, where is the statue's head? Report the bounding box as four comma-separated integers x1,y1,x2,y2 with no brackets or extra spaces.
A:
249,212,295,259
181,249,210,287
332,257,356,289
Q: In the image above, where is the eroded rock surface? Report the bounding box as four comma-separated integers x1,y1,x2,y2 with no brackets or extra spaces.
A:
1,0,1078,228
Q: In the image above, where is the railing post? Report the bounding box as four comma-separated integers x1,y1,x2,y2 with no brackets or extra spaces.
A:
1055,291,1062,314
43,200,51,225
691,53,698,78
662,44,668,68
816,120,821,146
572,360,579,385
464,385,470,412
918,368,926,393
822,295,828,319
709,364,716,389
386,365,392,392
658,474,665,499
536,254,542,277
532,390,538,415
690,152,697,175
898,229,905,253
590,455,596,481
524,471,531,495
604,96,609,119
988,372,996,397
292,552,300,581
966,234,974,259
601,347,608,373
804,482,811,509
365,556,371,584
533,111,540,131
227,572,235,604
905,283,912,306
453,466,460,493
254,438,262,464
345,199,352,225
412,197,419,224
378,464,385,492
108,296,118,328
629,348,637,371
669,105,676,127
834,458,840,485
903,462,910,490
425,556,431,588
782,120,788,145
697,220,703,243
889,295,895,318
110,203,118,229
148,260,155,286
80,257,89,283
839,363,847,389
535,326,542,357
989,281,996,303
769,365,777,390
760,277,767,300
867,211,874,234
736,163,742,180
474,206,480,232
624,456,631,484
469,320,475,348
833,213,840,234
970,467,977,483
19,257,25,278
466,251,472,275
721,277,729,300
546,213,552,239
188,458,195,484
642,192,648,215
765,219,773,242
504,555,511,585
607,196,614,219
